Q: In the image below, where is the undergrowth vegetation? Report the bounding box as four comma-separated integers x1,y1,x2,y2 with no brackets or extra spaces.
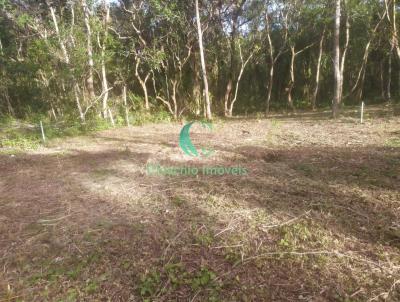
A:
0,109,172,150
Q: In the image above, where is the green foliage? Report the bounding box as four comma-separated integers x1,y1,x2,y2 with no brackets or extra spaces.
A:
190,267,217,291
1,133,40,149
138,264,220,300
0,0,398,121
385,138,400,148
16,13,32,27
84,280,99,294
139,271,161,297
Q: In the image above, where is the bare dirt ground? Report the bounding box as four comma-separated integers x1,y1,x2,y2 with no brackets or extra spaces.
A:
1,106,400,301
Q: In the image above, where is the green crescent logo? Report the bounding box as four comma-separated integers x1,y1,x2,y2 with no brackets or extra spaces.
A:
179,121,215,157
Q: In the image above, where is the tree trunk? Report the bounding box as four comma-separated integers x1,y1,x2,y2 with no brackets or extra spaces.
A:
82,0,95,101
386,0,397,101
49,6,69,64
135,57,150,110
388,0,400,61
195,0,212,120
266,63,274,115
264,9,283,116
74,84,85,122
171,78,178,119
287,46,296,112
265,10,273,116
193,55,202,116
312,28,325,110
333,0,341,119
224,2,242,117
4,89,15,116
388,49,392,101
100,0,110,119
123,85,130,126
349,8,387,98
224,80,233,116
228,44,254,117
339,9,350,102
49,3,83,121
380,60,385,99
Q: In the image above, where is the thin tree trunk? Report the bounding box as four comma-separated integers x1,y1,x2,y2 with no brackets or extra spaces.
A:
388,49,392,101
339,8,350,102
287,46,296,112
386,0,400,60
193,55,202,116
228,44,254,116
74,84,85,122
4,89,15,116
265,11,274,115
312,28,325,110
100,0,110,119
349,8,387,97
135,57,150,110
265,9,287,116
108,108,115,126
380,60,385,99
333,0,341,119
224,1,245,117
386,0,396,101
49,2,84,121
49,6,69,64
171,79,178,119
82,0,95,100
224,21,236,116
266,62,274,115
195,0,212,120
123,85,130,126
152,71,174,115
224,80,233,116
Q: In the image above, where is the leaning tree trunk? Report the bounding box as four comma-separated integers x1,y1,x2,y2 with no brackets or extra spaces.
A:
49,2,84,121
349,7,387,99
135,57,150,110
82,0,95,101
333,0,341,119
312,28,325,110
195,0,212,120
49,6,69,64
224,14,238,117
387,0,400,61
228,44,254,117
287,46,296,112
4,89,15,116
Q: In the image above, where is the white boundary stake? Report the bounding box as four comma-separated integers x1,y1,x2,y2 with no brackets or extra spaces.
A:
40,120,46,143
360,102,364,124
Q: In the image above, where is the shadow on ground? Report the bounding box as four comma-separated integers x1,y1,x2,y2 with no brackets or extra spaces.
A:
0,132,399,301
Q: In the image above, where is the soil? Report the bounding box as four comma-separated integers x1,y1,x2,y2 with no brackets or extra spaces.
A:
1,106,399,301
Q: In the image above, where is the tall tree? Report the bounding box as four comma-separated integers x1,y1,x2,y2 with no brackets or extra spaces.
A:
195,0,212,120
333,0,341,118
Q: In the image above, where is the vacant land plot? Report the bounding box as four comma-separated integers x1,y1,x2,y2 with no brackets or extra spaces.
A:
1,108,400,301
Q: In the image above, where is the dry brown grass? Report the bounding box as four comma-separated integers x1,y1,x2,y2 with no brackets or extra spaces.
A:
0,106,399,301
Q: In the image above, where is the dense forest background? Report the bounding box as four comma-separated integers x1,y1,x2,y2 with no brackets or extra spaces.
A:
1,0,399,123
